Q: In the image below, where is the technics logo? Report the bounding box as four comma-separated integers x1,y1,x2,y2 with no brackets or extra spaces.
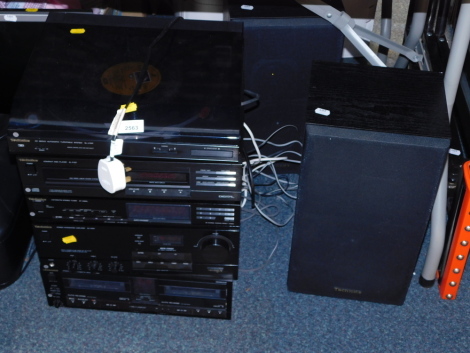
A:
334,287,362,295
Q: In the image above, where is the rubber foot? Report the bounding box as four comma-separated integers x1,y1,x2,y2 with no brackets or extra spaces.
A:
419,275,435,288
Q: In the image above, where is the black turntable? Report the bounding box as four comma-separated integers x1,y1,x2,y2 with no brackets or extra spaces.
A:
8,13,244,162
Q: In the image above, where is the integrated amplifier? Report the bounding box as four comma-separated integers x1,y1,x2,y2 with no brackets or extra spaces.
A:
27,197,240,227
17,157,242,201
35,224,239,279
41,270,232,319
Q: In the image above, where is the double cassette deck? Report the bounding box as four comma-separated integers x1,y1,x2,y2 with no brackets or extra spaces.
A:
42,271,232,319
8,13,245,319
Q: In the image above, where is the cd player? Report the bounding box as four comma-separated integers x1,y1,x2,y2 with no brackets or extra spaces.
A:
17,156,242,201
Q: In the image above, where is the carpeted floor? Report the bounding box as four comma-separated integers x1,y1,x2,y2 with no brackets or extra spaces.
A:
1,204,469,353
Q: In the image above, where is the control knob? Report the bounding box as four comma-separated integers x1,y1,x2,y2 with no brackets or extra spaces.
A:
66,259,80,272
198,233,234,263
88,260,102,272
108,261,123,274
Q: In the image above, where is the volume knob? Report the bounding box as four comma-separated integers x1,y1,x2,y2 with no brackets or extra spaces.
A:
200,236,231,264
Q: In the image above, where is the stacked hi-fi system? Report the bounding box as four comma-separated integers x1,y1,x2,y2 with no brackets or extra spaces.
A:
8,13,245,319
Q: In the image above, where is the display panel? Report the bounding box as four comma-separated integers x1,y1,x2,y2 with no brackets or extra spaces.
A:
65,278,128,292
150,234,185,246
129,171,188,184
127,203,191,222
162,285,223,299
43,168,97,184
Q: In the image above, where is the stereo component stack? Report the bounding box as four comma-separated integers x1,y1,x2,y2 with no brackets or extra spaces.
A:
8,13,245,319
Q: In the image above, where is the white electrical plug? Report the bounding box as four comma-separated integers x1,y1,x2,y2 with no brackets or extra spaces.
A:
98,105,136,194
98,156,127,194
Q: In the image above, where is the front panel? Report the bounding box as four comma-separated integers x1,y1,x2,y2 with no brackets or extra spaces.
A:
17,156,242,202
27,197,240,227
42,270,232,319
288,124,449,305
35,224,239,279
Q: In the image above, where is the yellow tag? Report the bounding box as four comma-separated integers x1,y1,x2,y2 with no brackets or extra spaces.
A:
121,102,138,113
62,235,77,244
70,28,86,34
25,8,39,12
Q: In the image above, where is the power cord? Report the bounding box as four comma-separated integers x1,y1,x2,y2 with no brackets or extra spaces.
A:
240,121,300,273
98,16,182,194
238,107,303,272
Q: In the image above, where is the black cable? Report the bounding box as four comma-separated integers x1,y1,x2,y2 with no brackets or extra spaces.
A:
110,16,182,146
125,16,182,108
255,178,292,197
107,16,181,161
241,89,260,108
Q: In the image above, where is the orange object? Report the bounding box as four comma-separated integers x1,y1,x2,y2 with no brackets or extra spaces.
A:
439,160,470,299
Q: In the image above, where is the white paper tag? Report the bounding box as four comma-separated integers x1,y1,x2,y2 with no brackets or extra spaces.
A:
241,5,254,10
315,108,330,116
118,120,145,134
4,15,18,22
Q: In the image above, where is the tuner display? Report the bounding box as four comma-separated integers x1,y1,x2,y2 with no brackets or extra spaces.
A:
129,171,188,184
127,203,191,222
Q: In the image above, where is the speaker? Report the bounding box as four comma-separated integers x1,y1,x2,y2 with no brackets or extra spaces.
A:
229,0,344,172
0,115,33,289
287,62,451,305
0,19,45,114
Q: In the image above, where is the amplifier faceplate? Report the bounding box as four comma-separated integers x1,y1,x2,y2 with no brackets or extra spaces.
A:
36,224,239,279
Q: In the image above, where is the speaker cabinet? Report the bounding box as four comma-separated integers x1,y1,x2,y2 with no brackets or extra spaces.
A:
229,0,344,172
287,62,451,305
0,116,32,289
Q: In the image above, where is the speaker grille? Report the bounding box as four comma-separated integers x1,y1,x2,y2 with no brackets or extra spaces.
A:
288,63,450,305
